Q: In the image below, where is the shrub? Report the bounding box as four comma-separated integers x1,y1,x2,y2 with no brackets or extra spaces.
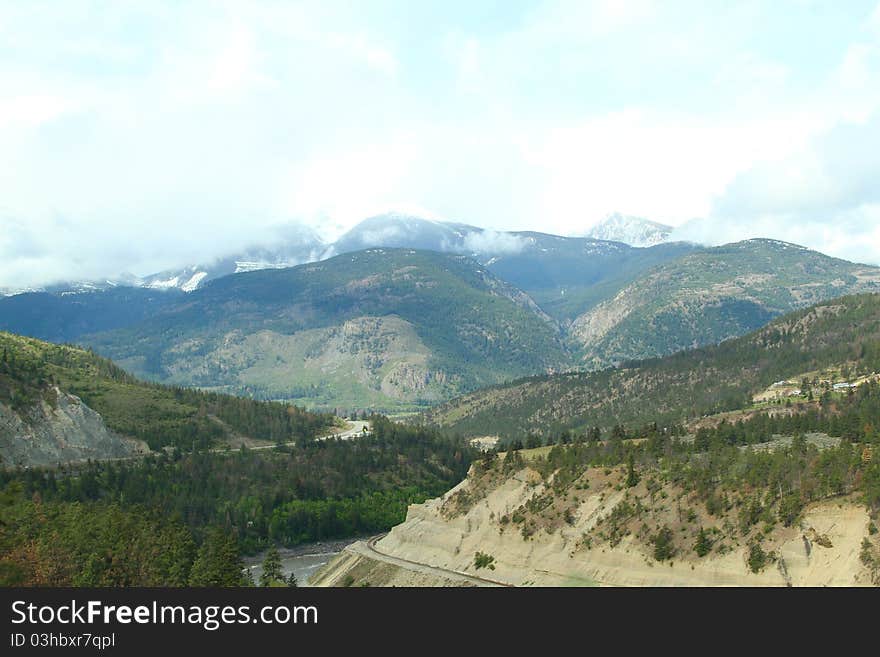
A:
474,552,496,570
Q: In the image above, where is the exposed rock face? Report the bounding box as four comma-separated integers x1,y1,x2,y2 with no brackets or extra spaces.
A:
161,316,457,405
315,462,876,587
0,388,146,468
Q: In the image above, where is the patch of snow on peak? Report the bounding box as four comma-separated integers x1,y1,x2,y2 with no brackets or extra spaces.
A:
587,213,673,247
234,260,295,274
147,276,180,290
181,271,208,292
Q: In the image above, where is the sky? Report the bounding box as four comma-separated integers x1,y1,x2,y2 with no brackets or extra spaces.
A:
1,0,880,288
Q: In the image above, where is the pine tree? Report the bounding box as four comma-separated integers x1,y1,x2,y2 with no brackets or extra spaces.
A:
625,452,640,488
259,545,284,586
287,572,299,587
748,542,767,573
652,526,675,562
694,527,712,557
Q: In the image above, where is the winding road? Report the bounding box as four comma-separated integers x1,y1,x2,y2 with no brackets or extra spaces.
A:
210,419,371,453
346,534,513,587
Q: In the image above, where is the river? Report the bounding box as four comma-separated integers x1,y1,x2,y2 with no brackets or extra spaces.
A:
244,537,362,587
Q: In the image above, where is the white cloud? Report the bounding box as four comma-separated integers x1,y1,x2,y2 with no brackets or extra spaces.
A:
2,0,880,287
207,27,271,94
326,32,398,76
871,2,880,34
588,0,656,34
462,230,527,255
714,112,880,218
0,93,75,127
674,110,880,264
276,136,419,240
512,109,824,232
519,0,656,40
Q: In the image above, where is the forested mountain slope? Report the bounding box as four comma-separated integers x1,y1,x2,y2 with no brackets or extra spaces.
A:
1,240,878,415
569,239,880,368
0,417,478,585
424,293,880,439
77,249,569,411
0,332,334,466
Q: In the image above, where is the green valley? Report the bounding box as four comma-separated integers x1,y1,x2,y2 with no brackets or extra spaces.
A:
0,331,478,586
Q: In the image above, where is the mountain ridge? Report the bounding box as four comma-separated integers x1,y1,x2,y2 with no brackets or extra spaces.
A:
73,249,570,412
422,291,880,438
569,238,880,368
0,212,689,297
3,238,880,413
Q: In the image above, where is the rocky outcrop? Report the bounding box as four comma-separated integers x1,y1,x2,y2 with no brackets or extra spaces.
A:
0,387,147,468
315,463,876,587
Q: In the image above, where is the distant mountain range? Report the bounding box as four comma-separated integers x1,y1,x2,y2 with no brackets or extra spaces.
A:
139,223,332,292
323,213,700,324
0,213,682,297
2,230,879,412
12,250,569,412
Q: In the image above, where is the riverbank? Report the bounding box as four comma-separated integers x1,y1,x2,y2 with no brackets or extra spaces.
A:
244,535,371,586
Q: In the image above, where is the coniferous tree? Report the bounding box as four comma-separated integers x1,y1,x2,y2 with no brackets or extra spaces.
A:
694,527,712,557
259,545,284,586
625,452,640,488
652,526,675,562
189,529,246,586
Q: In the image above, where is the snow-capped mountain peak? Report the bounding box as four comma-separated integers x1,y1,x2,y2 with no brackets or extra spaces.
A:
587,213,673,248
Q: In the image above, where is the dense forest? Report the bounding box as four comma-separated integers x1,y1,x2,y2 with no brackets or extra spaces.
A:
0,417,476,585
